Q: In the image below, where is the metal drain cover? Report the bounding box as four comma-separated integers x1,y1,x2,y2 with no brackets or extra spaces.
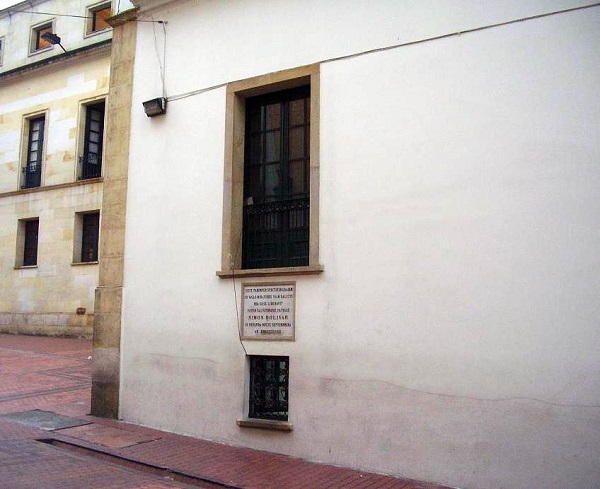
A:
0,410,91,431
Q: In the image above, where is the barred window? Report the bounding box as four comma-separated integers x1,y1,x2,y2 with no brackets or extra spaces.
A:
22,116,45,189
249,356,289,421
80,102,105,180
242,87,310,269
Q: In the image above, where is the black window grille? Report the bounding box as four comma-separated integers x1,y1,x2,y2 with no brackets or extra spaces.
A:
81,212,100,262
242,86,310,269
22,116,45,189
23,219,39,266
249,355,289,421
80,102,105,179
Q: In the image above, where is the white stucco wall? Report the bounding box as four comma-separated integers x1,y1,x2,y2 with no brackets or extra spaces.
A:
120,1,600,487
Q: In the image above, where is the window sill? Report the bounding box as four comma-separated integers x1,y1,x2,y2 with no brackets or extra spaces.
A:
71,261,99,266
237,418,293,431
14,265,37,270
217,265,323,279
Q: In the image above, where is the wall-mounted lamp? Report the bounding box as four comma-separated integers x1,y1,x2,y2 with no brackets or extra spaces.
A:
41,32,67,53
142,97,167,117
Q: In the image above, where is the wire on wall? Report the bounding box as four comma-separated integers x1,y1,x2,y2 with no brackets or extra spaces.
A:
151,15,167,98
232,233,247,356
7,10,167,23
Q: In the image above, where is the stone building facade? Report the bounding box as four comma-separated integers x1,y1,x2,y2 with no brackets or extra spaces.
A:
0,0,112,336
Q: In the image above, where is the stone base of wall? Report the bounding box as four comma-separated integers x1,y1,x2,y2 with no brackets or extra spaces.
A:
0,312,93,338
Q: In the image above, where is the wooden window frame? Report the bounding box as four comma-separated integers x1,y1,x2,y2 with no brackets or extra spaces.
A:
86,2,112,35
218,64,322,279
30,20,54,54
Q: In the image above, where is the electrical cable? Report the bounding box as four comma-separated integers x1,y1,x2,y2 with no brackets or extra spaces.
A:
165,1,600,103
6,9,166,22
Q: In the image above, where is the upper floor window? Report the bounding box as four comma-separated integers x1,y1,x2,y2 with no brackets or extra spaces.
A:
21,116,45,189
218,65,321,277
0,37,4,66
30,21,54,54
242,86,311,269
79,101,105,179
87,3,112,34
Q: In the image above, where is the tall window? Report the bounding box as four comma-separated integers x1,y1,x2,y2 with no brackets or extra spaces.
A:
242,87,310,269
87,3,112,34
22,219,39,266
81,212,100,262
249,356,289,421
0,37,4,67
80,102,105,179
22,116,45,189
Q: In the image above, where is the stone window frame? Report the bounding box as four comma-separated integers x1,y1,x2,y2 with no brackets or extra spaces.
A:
237,354,293,432
218,64,323,279
20,111,48,190
85,1,112,37
29,19,55,55
72,210,100,264
77,97,107,180
15,217,40,268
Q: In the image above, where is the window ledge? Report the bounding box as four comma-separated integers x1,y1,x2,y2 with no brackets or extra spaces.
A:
217,265,323,279
14,265,37,270
237,418,293,431
72,261,99,266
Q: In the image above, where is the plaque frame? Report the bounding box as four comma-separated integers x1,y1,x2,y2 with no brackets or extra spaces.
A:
241,281,296,341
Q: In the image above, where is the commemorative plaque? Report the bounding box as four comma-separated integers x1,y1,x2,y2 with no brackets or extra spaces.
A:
242,283,295,340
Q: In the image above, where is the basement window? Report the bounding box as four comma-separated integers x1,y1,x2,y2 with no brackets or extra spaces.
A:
249,355,289,421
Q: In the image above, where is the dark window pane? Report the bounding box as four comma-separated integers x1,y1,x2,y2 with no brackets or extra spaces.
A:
248,134,262,165
23,220,39,266
289,160,307,195
265,103,281,130
81,102,105,179
81,212,99,262
249,356,289,421
289,126,305,160
23,116,44,189
264,164,280,197
242,86,310,269
289,99,305,126
264,131,280,163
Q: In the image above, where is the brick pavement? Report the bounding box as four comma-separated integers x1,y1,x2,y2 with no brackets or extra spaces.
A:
0,334,451,489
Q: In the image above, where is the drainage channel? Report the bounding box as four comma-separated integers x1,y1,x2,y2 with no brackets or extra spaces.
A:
38,438,240,489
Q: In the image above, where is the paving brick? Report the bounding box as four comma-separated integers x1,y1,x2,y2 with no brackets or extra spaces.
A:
0,334,452,489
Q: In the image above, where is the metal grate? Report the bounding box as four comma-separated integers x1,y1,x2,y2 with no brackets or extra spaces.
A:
242,86,310,269
249,356,289,421
79,103,105,180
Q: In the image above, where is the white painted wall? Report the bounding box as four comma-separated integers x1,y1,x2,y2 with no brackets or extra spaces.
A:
121,1,600,487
